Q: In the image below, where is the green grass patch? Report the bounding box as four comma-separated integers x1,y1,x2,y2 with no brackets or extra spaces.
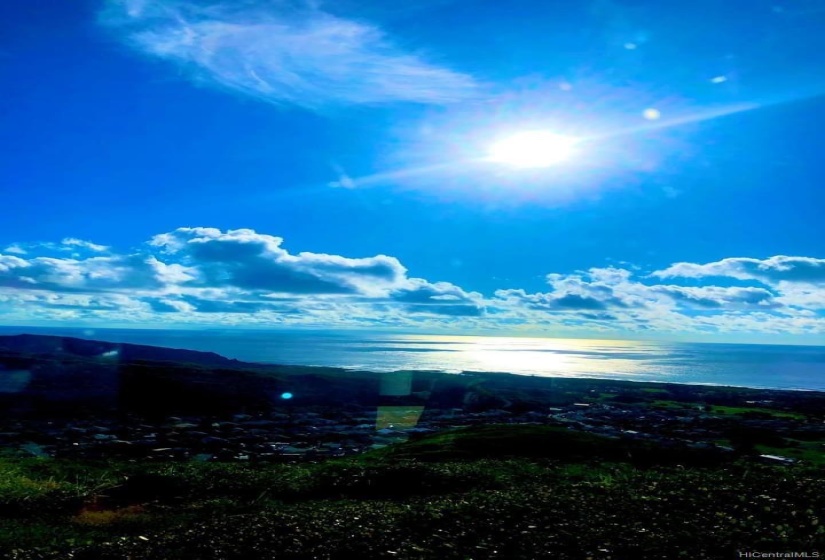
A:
652,399,700,410
711,406,804,420
756,441,825,466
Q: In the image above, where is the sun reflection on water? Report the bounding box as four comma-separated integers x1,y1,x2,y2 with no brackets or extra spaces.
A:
391,335,671,379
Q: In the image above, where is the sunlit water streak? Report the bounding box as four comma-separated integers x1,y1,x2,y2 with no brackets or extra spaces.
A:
2,328,824,391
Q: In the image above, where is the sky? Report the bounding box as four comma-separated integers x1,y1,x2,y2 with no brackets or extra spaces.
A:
1,0,824,344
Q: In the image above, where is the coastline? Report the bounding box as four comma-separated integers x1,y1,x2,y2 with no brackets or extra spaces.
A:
274,362,825,394
2,326,825,391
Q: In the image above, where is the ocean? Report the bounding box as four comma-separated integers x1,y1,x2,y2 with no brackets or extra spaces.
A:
2,327,824,391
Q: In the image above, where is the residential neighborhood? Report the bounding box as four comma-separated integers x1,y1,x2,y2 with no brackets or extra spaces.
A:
1,397,819,465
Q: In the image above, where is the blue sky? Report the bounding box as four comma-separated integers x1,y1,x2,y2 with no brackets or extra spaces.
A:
1,0,824,343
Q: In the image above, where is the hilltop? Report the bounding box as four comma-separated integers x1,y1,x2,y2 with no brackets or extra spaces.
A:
0,334,242,368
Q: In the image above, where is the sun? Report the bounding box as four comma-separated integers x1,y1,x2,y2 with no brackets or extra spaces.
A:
487,130,577,168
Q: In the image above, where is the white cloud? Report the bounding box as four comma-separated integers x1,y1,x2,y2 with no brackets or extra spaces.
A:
1,232,824,339
390,278,485,316
61,238,110,253
649,285,780,309
774,284,825,309
2,238,110,258
3,244,27,255
653,255,825,285
149,227,408,295
100,0,478,109
0,227,486,323
0,254,170,293
490,265,823,337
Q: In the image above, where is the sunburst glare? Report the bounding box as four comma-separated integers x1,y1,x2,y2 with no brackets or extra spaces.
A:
487,130,578,168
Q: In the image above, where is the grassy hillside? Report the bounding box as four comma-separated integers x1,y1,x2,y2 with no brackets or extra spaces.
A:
1,426,823,559
371,424,732,467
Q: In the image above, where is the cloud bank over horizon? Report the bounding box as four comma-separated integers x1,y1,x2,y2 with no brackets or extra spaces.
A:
99,0,479,110
1,227,822,341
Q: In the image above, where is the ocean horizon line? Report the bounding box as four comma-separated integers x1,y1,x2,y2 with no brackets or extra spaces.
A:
1,326,824,393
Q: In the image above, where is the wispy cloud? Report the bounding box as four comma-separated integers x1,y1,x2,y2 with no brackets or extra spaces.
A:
100,0,479,109
61,238,110,253
329,164,357,189
2,244,27,255
2,238,110,258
